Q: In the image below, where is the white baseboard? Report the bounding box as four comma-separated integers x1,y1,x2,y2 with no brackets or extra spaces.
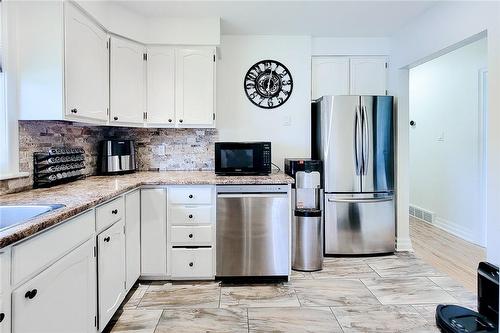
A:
432,217,484,246
396,237,414,252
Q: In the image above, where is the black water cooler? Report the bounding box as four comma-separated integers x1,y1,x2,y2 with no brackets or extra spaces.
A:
436,262,498,333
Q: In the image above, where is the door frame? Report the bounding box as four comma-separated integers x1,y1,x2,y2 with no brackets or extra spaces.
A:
478,68,488,246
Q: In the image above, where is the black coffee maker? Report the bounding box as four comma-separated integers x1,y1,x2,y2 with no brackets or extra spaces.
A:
436,262,498,332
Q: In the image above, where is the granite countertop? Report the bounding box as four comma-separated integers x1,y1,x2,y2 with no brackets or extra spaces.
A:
0,171,294,249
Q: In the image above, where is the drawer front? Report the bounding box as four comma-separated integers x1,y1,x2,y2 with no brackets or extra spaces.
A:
169,206,213,225
171,226,212,246
171,248,213,279
12,210,94,286
96,196,124,232
168,187,213,205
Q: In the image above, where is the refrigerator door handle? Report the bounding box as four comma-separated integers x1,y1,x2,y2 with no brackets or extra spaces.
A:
361,105,370,175
355,106,363,175
327,197,393,203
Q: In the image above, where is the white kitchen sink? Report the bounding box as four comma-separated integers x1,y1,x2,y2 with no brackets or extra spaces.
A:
0,204,65,232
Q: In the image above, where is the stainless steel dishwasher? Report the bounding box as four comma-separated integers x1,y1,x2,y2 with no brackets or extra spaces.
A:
216,185,290,278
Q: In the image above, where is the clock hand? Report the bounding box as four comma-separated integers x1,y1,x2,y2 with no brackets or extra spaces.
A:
266,66,274,92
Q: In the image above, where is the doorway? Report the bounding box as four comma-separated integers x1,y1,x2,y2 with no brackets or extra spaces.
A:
408,38,487,292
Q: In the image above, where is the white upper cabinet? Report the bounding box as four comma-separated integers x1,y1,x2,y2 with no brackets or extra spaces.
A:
16,1,109,123
64,3,109,122
175,47,216,127
12,239,96,333
15,2,217,128
312,57,350,100
349,57,387,96
146,46,176,126
110,37,146,125
311,56,388,99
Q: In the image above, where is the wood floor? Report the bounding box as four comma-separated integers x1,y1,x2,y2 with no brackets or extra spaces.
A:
409,216,486,292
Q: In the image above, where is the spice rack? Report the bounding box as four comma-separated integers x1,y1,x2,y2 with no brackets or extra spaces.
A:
33,147,86,188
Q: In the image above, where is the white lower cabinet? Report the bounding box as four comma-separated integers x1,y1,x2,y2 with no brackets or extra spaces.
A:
97,220,126,331
168,186,215,280
0,251,10,333
125,190,141,290
171,226,213,246
12,238,96,333
141,188,167,277
171,248,213,279
0,297,7,333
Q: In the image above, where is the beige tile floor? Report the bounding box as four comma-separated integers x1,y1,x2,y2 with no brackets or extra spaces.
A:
104,252,477,333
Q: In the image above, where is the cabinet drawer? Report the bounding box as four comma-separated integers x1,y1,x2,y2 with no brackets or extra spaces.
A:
171,248,213,279
96,196,124,232
168,187,212,205
12,210,94,286
171,226,212,246
169,205,213,225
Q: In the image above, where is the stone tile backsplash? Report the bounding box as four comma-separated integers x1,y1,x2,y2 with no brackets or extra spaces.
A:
0,121,218,195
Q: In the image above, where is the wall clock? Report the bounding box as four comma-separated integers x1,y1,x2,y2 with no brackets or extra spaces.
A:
244,60,293,109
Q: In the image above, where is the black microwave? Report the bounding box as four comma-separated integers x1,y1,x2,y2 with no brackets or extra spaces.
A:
215,142,271,176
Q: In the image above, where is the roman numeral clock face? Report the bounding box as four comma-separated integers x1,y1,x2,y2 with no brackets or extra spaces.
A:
244,60,293,109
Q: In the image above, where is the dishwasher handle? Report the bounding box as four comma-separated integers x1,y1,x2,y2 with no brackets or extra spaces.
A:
217,193,288,199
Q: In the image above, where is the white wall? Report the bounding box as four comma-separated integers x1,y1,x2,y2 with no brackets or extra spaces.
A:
76,1,220,45
312,37,391,56
409,38,487,246
217,35,312,167
390,2,500,265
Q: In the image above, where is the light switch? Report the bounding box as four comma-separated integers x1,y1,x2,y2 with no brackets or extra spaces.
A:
283,115,292,126
437,131,445,142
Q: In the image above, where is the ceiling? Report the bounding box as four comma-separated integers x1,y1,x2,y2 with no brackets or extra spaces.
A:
117,1,438,37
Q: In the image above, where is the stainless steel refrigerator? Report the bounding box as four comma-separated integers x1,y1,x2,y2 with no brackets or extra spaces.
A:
312,95,395,255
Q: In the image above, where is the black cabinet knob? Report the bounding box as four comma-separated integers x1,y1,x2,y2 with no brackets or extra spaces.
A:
25,289,37,299
0,313,5,322
70,108,78,114
188,194,193,199
179,119,183,123
113,116,118,121
168,119,172,123
188,233,193,238
104,236,110,242
189,262,194,267
111,209,118,214
410,120,416,126
188,214,193,219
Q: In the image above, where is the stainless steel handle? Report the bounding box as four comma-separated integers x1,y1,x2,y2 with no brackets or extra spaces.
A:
217,193,288,199
354,106,363,175
328,197,392,203
362,105,369,175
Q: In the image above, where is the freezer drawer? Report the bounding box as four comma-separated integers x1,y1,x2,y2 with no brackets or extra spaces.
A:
216,191,289,277
324,193,395,255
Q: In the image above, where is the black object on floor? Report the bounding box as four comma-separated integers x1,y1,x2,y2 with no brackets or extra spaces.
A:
436,304,496,333
435,261,498,333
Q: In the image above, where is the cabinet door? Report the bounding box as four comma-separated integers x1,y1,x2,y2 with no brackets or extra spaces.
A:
311,57,350,99
12,239,96,333
110,37,145,125
146,46,176,126
64,3,109,122
175,47,215,127
125,190,141,291
349,57,387,95
98,220,126,330
141,189,167,276
0,251,10,333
